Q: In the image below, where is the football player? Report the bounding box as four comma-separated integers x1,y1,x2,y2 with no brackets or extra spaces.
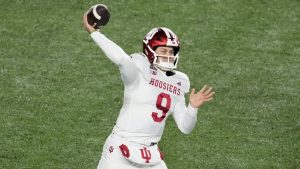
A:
83,12,215,169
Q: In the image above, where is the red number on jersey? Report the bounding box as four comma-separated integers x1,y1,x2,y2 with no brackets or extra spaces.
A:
152,92,171,122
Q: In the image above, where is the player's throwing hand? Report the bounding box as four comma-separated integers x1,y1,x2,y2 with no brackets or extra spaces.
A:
83,10,97,33
189,85,215,108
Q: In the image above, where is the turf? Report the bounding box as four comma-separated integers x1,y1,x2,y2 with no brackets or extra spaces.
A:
0,0,299,168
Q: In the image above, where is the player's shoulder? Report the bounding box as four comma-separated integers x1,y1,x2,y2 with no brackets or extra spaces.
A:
173,70,190,93
130,52,150,69
173,70,189,81
130,52,148,62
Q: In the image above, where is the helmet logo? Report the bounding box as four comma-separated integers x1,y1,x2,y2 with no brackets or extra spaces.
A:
168,33,175,41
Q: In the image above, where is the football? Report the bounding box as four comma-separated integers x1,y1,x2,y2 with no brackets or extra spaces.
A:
87,4,110,29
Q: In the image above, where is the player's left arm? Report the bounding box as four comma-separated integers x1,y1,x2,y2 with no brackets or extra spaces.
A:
173,85,215,134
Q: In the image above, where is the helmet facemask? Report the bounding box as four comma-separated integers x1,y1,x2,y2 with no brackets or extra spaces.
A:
149,46,179,71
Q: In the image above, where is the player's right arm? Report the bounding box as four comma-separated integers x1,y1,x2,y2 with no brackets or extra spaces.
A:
83,12,138,85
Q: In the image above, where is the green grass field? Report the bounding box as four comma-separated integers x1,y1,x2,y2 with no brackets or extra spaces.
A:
1,0,299,168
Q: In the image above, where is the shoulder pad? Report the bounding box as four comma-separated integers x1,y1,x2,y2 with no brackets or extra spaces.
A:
173,71,190,94
130,53,150,71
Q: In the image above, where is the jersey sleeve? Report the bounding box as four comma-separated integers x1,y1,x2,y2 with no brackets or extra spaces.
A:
172,97,198,134
172,74,198,134
90,31,138,86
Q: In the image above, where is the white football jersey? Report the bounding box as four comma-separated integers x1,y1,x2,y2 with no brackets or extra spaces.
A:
91,32,198,146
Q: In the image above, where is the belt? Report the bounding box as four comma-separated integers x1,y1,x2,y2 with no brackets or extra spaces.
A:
150,142,157,146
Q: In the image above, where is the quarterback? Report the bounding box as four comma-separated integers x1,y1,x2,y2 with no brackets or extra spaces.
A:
83,12,215,169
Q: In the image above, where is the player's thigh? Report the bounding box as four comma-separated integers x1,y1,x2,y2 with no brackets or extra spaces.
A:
96,150,133,169
96,157,114,169
97,152,168,169
151,160,168,169
97,135,133,169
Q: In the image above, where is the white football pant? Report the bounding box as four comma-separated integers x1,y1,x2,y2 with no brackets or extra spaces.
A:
96,133,168,169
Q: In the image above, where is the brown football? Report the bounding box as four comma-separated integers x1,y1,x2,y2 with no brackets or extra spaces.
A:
87,4,110,29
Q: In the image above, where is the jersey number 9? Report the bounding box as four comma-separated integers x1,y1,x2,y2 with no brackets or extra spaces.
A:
152,92,171,122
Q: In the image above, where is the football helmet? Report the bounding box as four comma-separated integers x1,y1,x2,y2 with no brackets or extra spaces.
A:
143,27,180,71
